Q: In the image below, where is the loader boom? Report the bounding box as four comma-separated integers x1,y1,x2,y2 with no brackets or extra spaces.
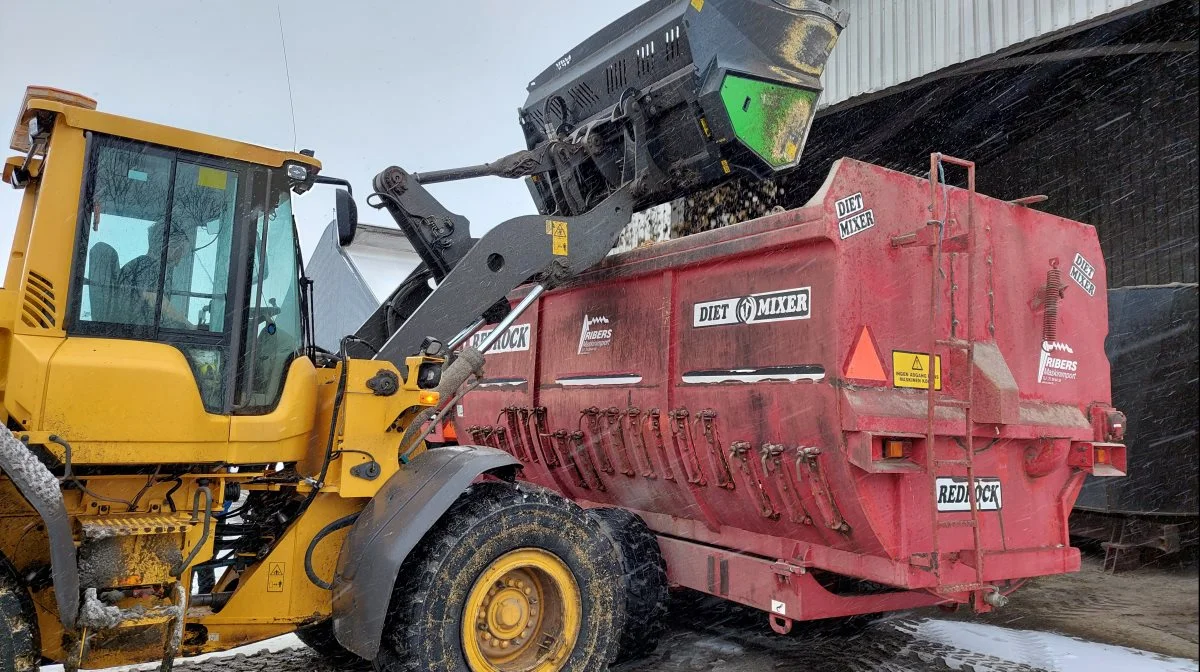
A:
348,0,849,368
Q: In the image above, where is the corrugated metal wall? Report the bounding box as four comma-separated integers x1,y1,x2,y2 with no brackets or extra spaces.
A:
820,0,1154,109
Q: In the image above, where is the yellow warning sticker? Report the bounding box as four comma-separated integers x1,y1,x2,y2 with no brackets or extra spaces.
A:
547,220,569,256
691,0,704,11
892,350,941,390
197,166,228,190
267,562,285,593
720,159,731,174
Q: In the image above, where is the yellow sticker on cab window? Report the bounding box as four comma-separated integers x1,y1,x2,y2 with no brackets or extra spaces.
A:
547,220,569,256
197,167,228,190
892,350,941,390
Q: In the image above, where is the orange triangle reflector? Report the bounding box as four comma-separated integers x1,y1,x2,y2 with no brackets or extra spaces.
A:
846,326,887,382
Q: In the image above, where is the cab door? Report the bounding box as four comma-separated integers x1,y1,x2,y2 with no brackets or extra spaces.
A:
227,169,319,465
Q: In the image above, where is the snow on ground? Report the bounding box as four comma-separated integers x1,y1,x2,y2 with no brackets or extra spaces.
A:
912,619,1198,672
38,619,1200,671
38,635,301,672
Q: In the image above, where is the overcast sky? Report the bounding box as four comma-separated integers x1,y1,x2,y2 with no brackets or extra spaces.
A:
0,0,643,272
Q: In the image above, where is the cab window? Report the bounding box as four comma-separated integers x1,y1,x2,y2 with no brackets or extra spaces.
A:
71,135,242,412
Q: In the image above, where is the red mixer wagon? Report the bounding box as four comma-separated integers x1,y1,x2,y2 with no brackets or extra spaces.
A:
452,153,1127,630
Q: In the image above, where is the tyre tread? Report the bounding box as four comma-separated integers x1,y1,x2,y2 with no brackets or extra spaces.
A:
294,620,368,668
588,507,669,663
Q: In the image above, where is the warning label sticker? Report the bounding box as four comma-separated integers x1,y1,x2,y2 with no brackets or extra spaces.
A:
547,220,569,256
267,562,285,593
892,351,941,390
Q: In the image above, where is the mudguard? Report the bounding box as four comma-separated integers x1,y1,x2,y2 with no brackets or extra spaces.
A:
0,432,78,629
330,445,520,660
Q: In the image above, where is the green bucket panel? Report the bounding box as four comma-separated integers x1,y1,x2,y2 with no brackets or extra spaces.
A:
720,74,819,168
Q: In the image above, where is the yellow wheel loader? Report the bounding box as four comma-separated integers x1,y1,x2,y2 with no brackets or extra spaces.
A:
0,2,846,669
0,84,628,672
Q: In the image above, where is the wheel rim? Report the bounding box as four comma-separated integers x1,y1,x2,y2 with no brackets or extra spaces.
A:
462,548,582,672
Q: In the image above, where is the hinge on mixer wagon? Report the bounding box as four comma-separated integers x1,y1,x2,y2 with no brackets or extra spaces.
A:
890,221,967,252
771,559,807,577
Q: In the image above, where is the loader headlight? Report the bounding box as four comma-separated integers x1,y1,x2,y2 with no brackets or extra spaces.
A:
286,163,309,181
417,362,442,390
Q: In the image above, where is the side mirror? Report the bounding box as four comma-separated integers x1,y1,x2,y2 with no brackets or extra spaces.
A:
335,188,358,247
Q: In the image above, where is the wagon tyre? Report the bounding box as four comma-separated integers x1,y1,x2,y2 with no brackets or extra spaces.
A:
294,620,368,668
587,507,668,663
0,554,39,672
374,481,625,672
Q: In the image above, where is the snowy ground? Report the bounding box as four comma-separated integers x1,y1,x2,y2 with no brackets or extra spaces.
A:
41,616,1196,672
42,557,1198,672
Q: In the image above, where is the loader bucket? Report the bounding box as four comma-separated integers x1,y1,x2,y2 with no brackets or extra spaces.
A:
519,0,849,214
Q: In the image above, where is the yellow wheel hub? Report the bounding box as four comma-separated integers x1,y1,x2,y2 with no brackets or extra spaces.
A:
462,548,582,672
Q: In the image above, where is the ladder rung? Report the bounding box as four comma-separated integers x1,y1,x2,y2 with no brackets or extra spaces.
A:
936,582,989,594
935,398,971,408
935,459,970,467
938,519,978,528
936,338,971,350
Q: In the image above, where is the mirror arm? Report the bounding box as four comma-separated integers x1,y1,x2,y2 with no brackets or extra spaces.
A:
313,175,353,197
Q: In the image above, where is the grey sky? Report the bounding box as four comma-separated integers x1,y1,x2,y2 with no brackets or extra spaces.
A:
0,0,643,273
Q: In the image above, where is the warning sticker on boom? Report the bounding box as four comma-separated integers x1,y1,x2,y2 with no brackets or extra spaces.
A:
892,351,941,390
547,220,569,256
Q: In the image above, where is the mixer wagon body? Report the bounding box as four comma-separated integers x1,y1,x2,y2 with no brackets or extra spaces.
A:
455,155,1127,625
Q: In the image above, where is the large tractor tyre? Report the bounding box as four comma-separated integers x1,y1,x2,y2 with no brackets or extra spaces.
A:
586,507,668,663
295,620,368,668
375,481,625,672
0,555,39,672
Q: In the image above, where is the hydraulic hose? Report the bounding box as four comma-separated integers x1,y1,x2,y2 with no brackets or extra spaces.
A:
298,337,352,514
303,511,361,590
48,435,137,511
171,485,213,577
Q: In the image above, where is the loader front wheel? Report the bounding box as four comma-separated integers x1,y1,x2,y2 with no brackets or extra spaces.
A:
0,554,39,672
375,481,624,672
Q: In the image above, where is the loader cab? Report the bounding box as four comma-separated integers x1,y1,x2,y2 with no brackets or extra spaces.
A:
69,136,306,412
2,87,322,464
